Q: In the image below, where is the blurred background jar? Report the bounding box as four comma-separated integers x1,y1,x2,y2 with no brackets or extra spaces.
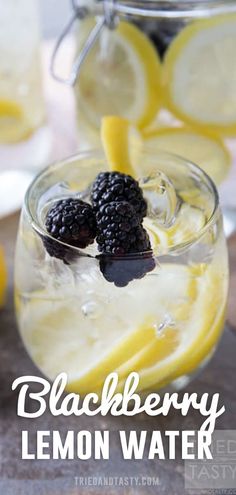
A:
51,0,236,235
0,0,51,218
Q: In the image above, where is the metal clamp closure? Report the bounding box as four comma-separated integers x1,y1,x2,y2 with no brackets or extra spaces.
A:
50,0,118,86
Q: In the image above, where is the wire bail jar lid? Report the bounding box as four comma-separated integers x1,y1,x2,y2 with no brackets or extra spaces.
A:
50,0,119,86
50,0,236,86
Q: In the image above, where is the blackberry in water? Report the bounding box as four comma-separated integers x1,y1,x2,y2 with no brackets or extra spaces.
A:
135,19,185,58
44,198,97,260
96,201,155,286
42,236,70,263
91,171,147,221
96,201,140,255
99,253,156,288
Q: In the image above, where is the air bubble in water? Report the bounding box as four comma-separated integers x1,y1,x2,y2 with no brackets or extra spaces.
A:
81,300,104,320
155,313,176,338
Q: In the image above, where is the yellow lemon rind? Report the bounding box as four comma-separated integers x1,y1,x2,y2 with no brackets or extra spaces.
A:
163,14,236,135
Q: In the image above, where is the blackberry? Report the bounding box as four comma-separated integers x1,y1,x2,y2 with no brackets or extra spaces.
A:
149,32,168,58
96,201,155,286
42,236,70,263
96,201,142,255
99,253,156,288
44,198,96,260
91,171,147,221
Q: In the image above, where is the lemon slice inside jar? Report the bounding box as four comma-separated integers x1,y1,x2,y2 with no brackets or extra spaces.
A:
144,127,231,186
163,14,236,135
76,20,162,131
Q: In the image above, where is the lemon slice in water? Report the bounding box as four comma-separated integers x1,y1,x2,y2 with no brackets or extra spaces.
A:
114,264,227,393
16,264,195,394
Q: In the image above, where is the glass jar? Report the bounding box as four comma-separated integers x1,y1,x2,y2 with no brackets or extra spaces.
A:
0,0,50,172
15,147,228,397
52,0,236,228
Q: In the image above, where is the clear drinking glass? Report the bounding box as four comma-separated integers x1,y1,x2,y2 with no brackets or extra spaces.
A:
0,0,50,171
56,0,236,227
15,148,228,396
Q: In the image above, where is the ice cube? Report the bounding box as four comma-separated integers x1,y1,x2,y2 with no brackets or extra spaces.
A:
140,171,179,228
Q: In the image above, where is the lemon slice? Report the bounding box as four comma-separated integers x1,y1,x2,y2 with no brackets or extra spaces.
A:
68,319,156,394
137,269,226,393
16,263,192,394
142,306,226,393
170,203,206,245
143,202,206,253
0,99,29,143
101,116,138,176
144,127,231,185
0,246,7,308
17,259,227,395
0,99,22,119
169,307,226,381
16,295,157,395
143,217,170,253
115,264,227,393
77,20,162,130
70,265,196,393
163,14,236,134
93,264,197,387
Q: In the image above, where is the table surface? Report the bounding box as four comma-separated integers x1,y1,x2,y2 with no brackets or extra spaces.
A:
0,44,236,495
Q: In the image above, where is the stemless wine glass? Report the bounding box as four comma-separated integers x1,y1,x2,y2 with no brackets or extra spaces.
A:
15,148,228,397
